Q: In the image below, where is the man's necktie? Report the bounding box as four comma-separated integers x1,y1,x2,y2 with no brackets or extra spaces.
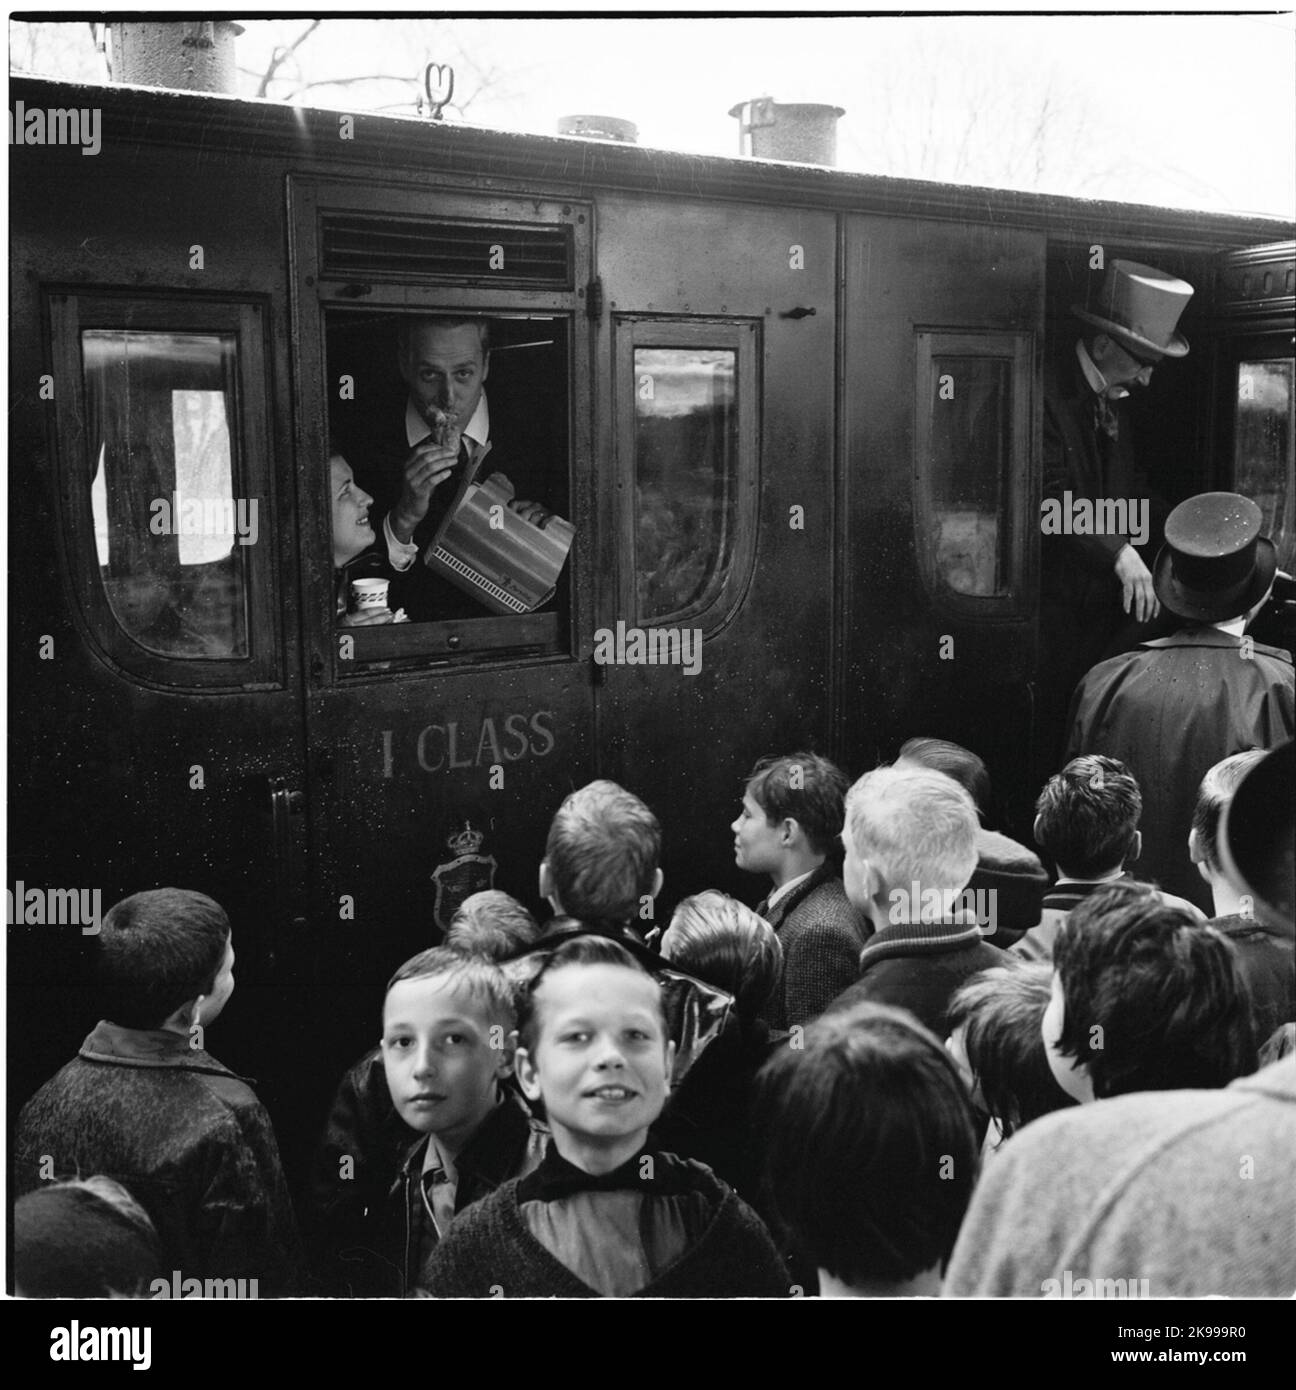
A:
1092,395,1120,444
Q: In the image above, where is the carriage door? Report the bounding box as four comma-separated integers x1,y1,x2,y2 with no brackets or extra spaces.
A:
592,194,839,903
287,180,595,1054
839,217,1045,832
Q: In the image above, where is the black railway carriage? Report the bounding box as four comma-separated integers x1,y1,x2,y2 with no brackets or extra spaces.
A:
9,74,1294,1178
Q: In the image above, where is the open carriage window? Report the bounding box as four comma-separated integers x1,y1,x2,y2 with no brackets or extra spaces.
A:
324,308,573,657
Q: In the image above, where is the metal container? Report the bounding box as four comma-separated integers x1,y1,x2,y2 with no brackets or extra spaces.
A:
729,98,845,166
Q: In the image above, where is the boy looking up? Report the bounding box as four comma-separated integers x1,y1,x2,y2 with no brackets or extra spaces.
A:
828,765,1006,1038
423,936,788,1298
732,752,868,1028
15,889,300,1294
1015,754,1203,963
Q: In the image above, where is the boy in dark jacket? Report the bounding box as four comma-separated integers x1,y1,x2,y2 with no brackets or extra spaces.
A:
310,946,545,1296
732,752,869,1028
14,889,300,1295
423,935,789,1298
828,765,1007,1039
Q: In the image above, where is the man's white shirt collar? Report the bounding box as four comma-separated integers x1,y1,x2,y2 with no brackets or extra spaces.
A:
405,392,490,450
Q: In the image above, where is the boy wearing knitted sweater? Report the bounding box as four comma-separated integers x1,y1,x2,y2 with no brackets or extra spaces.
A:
421,935,789,1297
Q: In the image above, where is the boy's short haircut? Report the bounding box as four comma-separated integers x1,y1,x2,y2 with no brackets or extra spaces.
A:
754,1002,978,1286
744,752,849,857
98,889,231,1030
1052,881,1255,1099
516,933,666,1057
666,891,782,1025
897,737,992,821
1035,755,1141,878
844,765,978,897
1191,749,1268,875
445,891,541,961
384,946,515,1032
544,781,661,923
948,961,1073,1137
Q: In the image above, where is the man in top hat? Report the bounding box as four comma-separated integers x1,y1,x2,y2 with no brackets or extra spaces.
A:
1039,259,1195,766
1065,492,1294,912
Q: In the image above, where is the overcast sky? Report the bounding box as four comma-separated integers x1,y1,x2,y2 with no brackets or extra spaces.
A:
10,7,1295,217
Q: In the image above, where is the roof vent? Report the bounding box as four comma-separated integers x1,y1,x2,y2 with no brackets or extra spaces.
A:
728,98,845,167
558,115,639,144
109,21,244,94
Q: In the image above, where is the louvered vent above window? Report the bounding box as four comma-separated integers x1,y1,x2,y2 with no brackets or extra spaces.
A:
321,214,574,289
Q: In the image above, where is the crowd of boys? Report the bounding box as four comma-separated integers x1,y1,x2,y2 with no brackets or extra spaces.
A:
12,459,1296,1302
12,711,1294,1297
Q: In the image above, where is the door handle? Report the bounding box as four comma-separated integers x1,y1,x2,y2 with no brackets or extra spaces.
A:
267,777,305,968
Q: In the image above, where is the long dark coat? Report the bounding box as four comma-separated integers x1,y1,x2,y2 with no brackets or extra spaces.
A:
1066,628,1295,911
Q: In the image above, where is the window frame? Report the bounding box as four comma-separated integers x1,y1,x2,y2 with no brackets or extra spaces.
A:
291,178,591,677
48,291,281,690
1223,342,1295,574
613,315,761,635
913,326,1034,619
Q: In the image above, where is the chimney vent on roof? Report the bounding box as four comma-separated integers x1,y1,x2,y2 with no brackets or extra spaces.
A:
558,114,638,144
729,98,844,166
109,21,244,94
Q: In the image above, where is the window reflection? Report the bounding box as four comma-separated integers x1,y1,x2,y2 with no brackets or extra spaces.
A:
1235,360,1295,572
928,355,1011,597
633,348,737,620
82,330,248,657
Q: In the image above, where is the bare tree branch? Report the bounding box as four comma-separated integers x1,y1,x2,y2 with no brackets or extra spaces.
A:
254,19,321,98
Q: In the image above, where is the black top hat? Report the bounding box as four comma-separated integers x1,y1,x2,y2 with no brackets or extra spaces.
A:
1218,741,1294,934
1153,492,1278,623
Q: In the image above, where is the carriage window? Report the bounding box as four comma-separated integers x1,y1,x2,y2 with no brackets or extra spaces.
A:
325,310,572,647
82,330,249,657
915,331,1031,610
1234,359,1295,572
633,348,738,621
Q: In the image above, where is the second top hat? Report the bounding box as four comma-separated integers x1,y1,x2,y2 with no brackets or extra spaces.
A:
1152,492,1277,622
1073,259,1193,360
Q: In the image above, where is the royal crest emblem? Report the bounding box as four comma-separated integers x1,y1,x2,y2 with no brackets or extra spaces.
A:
431,820,497,934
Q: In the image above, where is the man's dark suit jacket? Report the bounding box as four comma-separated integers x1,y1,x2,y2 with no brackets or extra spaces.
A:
336,388,554,622
1039,347,1170,762
1042,349,1150,621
